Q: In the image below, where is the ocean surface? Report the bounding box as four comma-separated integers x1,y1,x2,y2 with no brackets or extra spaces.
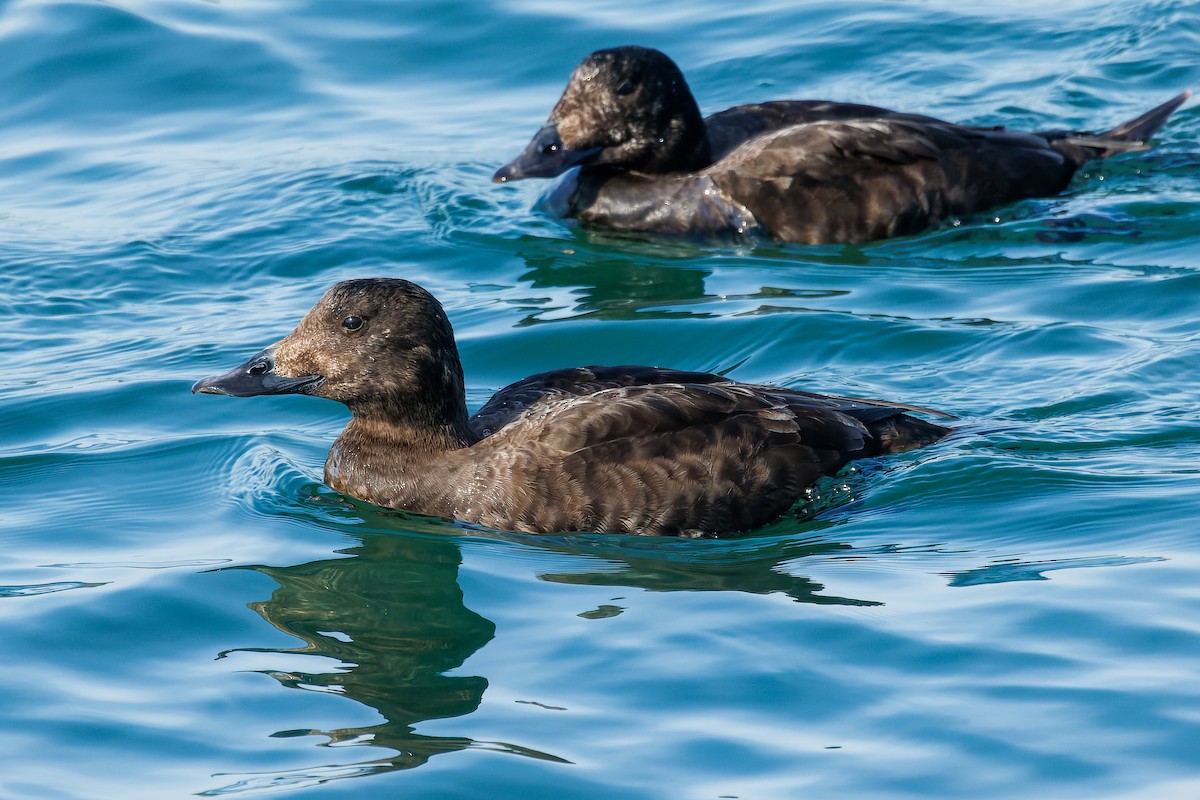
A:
2,0,1199,797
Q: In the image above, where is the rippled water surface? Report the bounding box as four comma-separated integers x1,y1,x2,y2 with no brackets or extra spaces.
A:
3,1,1200,798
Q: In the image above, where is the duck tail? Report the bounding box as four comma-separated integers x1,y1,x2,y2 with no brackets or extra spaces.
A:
868,414,952,454
1056,90,1190,159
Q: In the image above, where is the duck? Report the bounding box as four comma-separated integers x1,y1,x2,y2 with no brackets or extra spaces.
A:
493,46,1188,244
193,278,951,536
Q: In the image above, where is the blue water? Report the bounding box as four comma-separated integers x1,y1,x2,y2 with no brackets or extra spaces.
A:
3,1,1200,797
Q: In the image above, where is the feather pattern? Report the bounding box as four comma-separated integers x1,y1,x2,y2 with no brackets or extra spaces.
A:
194,280,951,535
494,46,1188,244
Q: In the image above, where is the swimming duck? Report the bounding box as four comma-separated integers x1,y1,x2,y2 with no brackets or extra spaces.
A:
193,278,950,535
494,46,1188,244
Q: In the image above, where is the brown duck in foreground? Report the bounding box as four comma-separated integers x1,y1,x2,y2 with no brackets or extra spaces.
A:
194,279,949,536
494,46,1188,244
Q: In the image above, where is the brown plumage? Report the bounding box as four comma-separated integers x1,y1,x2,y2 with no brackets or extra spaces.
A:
193,279,951,536
493,46,1188,244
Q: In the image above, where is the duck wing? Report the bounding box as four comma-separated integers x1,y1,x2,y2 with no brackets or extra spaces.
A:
471,365,950,449
705,92,1188,171
464,378,949,534
471,381,866,534
469,365,732,439
706,117,1078,243
705,100,946,161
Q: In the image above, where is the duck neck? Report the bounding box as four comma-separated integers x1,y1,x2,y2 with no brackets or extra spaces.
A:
324,350,474,512
639,89,712,173
673,100,713,172
344,413,470,455
325,413,470,514
347,339,473,447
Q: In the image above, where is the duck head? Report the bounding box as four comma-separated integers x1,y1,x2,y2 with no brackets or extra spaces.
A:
193,279,469,431
493,46,710,182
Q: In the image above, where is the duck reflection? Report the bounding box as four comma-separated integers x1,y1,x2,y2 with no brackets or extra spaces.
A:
531,520,880,607
221,530,565,789
513,240,714,324
509,239,854,325
216,500,878,790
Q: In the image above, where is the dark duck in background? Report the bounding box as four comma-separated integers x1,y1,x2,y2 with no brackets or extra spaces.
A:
194,279,950,536
494,46,1188,244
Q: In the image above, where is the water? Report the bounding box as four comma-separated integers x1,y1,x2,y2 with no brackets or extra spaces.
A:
2,0,1199,797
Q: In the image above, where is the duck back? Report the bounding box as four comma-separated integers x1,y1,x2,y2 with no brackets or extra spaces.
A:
498,47,1187,243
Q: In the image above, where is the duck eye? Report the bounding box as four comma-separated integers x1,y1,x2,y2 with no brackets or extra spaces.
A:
541,142,559,155
617,80,637,96
342,315,364,332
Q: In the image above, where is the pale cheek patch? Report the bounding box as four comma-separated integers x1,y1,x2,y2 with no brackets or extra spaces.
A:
274,343,318,378
274,326,332,379
554,67,621,147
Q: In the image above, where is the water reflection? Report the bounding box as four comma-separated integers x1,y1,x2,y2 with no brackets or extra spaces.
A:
210,531,564,794
209,488,882,792
513,242,714,324
945,554,1163,587
507,238,854,325
533,531,881,607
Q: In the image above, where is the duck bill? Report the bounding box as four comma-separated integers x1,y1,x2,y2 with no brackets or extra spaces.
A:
492,124,603,182
191,345,323,397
